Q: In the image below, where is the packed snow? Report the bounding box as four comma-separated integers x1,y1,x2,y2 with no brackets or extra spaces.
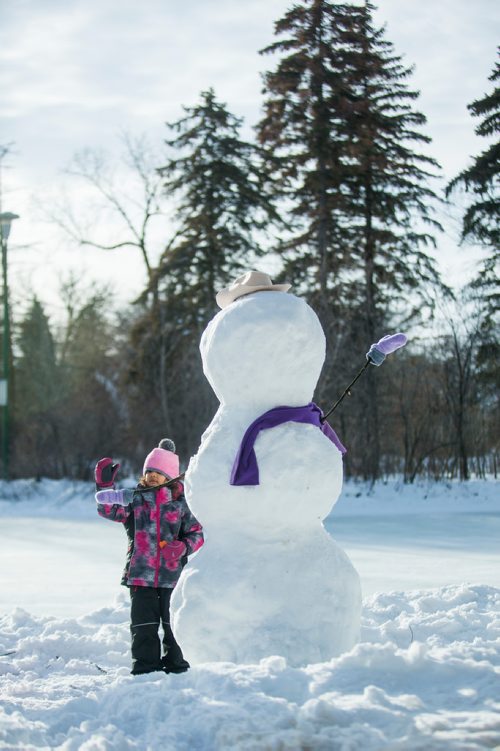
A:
1,477,499,750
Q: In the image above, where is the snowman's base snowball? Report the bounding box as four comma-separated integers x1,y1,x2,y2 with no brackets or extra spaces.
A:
172,535,361,667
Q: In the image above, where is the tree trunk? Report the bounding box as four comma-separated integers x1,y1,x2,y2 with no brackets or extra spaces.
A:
363,163,380,481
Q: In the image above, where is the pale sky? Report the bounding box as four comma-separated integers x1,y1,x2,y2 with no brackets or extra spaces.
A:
0,0,498,322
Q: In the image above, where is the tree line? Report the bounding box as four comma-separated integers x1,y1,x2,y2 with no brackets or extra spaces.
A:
3,1,499,483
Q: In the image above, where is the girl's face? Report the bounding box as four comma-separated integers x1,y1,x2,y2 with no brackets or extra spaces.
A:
144,470,167,487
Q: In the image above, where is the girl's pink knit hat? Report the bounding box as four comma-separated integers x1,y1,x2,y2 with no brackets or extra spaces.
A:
143,438,179,479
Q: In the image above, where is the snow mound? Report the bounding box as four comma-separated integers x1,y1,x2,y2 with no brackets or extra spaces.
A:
1,583,498,750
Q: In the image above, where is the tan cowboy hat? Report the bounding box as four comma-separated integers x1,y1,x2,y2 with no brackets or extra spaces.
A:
216,270,292,309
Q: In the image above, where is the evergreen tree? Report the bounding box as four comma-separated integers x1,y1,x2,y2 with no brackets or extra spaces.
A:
13,298,64,476
259,0,442,323
257,0,444,478
446,50,499,249
16,299,59,402
155,87,280,321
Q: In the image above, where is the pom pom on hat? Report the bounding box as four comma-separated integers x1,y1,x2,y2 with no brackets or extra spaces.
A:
158,438,176,452
143,438,179,479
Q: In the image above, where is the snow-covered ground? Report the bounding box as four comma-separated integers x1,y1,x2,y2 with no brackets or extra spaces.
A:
1,477,499,750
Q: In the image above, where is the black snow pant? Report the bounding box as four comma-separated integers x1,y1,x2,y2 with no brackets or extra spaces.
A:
129,585,190,675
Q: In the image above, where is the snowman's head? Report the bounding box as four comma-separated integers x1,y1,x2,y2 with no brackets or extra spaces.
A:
200,291,325,409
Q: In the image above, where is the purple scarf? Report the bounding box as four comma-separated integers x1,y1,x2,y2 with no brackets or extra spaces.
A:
230,402,346,486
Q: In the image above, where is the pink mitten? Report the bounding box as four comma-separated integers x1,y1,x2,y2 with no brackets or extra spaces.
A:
95,458,120,489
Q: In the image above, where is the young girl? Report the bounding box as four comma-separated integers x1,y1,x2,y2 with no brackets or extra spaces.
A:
94,439,204,675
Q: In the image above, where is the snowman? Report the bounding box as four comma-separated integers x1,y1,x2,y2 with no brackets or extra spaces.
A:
171,271,362,666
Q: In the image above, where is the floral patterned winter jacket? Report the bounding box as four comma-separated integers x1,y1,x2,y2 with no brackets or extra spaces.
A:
96,481,204,589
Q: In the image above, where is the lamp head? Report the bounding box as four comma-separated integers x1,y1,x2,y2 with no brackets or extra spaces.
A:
0,213,19,241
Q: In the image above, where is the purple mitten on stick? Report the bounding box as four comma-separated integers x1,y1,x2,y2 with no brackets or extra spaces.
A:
95,457,120,489
366,333,408,366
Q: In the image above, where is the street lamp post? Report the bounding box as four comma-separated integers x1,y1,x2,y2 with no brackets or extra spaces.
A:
0,212,19,480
